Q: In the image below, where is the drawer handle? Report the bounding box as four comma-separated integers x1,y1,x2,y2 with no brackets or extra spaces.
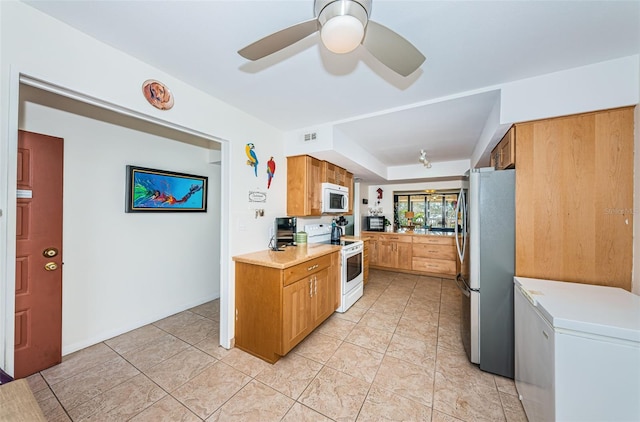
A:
307,264,319,271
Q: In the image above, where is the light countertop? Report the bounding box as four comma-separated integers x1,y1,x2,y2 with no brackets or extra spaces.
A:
361,230,456,237
232,243,341,269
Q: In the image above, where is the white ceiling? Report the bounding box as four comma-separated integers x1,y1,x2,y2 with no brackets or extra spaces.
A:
23,0,640,182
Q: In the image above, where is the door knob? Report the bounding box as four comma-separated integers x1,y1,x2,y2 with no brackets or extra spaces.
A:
43,248,59,258
44,262,58,271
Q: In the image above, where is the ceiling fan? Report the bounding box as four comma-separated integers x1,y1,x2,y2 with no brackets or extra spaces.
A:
238,0,426,77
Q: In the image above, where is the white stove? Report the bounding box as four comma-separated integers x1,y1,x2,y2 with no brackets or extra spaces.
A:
304,225,364,312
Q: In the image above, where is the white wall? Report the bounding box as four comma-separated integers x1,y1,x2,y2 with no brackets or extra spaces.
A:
359,180,464,233
0,1,286,373
500,55,639,125
20,101,221,354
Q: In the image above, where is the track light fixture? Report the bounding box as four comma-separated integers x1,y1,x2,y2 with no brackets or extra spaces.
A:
419,149,432,168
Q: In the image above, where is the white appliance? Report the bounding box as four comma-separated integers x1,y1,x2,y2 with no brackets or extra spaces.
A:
321,183,349,213
514,277,640,422
305,224,363,312
455,167,515,378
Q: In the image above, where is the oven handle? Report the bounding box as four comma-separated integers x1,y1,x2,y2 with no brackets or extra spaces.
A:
342,245,364,257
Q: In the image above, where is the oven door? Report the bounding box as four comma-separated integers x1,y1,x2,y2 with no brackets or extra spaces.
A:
342,248,363,293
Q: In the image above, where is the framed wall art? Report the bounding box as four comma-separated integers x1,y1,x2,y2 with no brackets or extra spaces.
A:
125,165,207,212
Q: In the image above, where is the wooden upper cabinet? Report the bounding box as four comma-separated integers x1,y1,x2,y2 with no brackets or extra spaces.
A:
321,161,350,186
344,171,354,214
287,156,354,216
491,126,516,170
287,155,322,216
515,107,634,291
323,161,354,213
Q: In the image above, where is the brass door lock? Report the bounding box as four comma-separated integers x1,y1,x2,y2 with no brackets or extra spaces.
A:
44,262,58,271
43,248,59,258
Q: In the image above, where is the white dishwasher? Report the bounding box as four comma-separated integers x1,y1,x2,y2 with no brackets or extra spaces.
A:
514,277,640,422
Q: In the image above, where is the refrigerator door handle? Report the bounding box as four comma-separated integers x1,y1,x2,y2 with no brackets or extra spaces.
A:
454,274,471,297
455,188,467,263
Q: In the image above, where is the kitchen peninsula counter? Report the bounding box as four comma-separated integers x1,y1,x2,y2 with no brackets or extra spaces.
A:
233,244,341,363
362,230,459,278
232,243,341,269
362,230,457,236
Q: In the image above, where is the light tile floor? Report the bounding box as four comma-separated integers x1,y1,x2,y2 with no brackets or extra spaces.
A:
26,270,527,421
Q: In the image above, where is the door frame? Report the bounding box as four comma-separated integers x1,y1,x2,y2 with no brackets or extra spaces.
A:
1,70,233,376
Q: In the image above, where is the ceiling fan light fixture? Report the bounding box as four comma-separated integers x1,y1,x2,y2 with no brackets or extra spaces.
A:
317,0,368,54
321,15,364,54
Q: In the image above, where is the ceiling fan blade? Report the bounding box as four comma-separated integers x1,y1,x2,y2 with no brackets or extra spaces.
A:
362,20,425,77
238,19,320,61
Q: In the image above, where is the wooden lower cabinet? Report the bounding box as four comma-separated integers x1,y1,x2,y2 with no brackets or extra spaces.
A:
235,251,339,363
411,235,457,276
362,238,370,284
363,231,458,278
368,234,380,266
377,236,412,270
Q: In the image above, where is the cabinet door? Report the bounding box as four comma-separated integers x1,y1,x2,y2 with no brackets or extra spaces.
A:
309,157,322,215
322,161,337,184
499,127,515,169
287,155,322,216
396,242,413,270
515,107,633,289
311,268,333,327
282,277,312,353
344,172,354,214
369,237,379,266
335,167,347,186
377,240,395,268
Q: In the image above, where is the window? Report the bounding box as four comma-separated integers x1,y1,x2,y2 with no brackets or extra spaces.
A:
394,192,459,230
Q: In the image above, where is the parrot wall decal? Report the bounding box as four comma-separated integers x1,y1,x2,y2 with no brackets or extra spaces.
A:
266,156,276,189
245,143,258,177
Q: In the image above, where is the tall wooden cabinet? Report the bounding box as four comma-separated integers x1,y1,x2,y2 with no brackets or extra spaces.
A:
287,155,322,216
515,107,634,291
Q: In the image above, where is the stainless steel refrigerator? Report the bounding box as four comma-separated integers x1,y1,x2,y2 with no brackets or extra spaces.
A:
455,167,515,379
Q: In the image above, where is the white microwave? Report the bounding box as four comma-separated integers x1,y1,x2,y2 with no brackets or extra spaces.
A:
322,183,349,213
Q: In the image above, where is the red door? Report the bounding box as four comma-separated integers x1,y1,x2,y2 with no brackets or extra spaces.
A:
14,130,64,379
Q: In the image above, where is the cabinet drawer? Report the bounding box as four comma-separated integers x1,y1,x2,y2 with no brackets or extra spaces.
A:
379,234,413,243
412,244,456,260
283,254,332,286
412,235,454,246
412,257,456,275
